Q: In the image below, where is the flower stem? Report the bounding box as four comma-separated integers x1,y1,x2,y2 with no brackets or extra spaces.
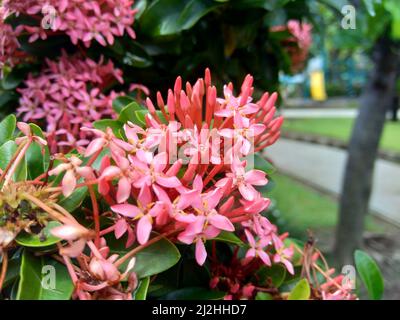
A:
0,251,8,292
88,186,100,247
0,140,29,187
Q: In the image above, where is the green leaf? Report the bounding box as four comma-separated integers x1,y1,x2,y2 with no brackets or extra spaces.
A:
252,153,276,175
363,0,376,16
93,119,123,137
256,264,287,288
15,221,62,248
112,96,136,114
0,114,16,145
163,287,226,300
140,0,223,37
17,250,74,300
1,68,27,90
255,292,273,300
287,278,310,300
58,186,88,212
107,234,181,278
122,43,153,68
354,250,384,300
133,0,148,19
134,277,150,300
26,124,50,180
2,257,21,289
213,231,244,246
0,140,27,181
118,102,146,124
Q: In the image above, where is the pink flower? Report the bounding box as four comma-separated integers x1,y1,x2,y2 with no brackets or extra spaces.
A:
99,155,135,203
216,158,268,201
48,155,94,197
219,123,266,155
244,229,271,266
16,122,47,146
111,192,167,245
273,245,294,275
131,152,182,191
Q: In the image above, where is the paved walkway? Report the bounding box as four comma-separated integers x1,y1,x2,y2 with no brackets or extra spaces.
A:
264,139,400,225
279,108,358,118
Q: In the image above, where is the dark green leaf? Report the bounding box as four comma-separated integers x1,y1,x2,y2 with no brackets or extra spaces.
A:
140,0,222,37
17,250,74,300
354,250,384,300
256,264,287,288
2,257,21,289
26,124,50,180
0,114,16,145
252,153,276,175
134,277,150,300
112,96,136,114
0,140,27,181
15,221,62,248
118,102,146,124
107,234,181,278
213,231,244,246
58,186,88,213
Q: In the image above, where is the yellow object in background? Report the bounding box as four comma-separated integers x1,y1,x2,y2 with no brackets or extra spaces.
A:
310,71,327,101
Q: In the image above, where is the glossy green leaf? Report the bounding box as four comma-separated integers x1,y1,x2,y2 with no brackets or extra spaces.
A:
17,250,74,300
107,234,181,278
256,264,287,288
140,0,222,37
134,277,150,300
93,119,123,137
287,278,310,300
363,0,376,16
118,102,146,124
163,287,226,300
15,221,62,248
133,0,148,19
0,140,27,181
213,231,244,246
0,114,16,145
26,124,50,179
255,292,273,300
2,257,21,289
252,153,276,175
58,186,88,213
112,96,136,114
354,250,384,300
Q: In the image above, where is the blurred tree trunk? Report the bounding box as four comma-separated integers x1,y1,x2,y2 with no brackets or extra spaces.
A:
334,33,400,266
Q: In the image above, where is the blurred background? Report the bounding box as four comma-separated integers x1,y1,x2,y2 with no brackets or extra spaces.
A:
1,0,399,299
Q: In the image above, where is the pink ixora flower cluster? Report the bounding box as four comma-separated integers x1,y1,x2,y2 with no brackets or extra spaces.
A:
0,8,25,74
17,52,124,153
1,0,137,47
50,69,293,276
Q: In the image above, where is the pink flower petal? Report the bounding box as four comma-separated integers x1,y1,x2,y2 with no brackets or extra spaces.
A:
114,219,128,239
208,214,234,232
62,169,77,197
195,240,207,266
111,204,141,218
117,177,131,203
137,215,152,245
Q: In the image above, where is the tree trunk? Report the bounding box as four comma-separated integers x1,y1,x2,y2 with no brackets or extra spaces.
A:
334,34,400,266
